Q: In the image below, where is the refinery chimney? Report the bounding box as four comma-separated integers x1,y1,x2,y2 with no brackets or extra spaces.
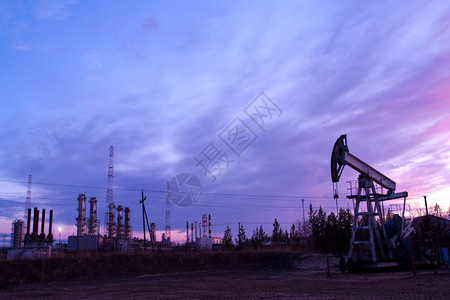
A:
24,208,31,245
88,197,98,235
39,209,46,242
107,203,115,239
32,207,39,242
124,207,131,239
208,214,211,238
195,221,198,242
202,214,207,238
186,221,189,243
117,205,124,239
47,210,54,243
76,194,87,236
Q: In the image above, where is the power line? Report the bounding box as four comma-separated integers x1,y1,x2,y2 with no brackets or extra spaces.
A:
0,178,334,201
1,179,445,212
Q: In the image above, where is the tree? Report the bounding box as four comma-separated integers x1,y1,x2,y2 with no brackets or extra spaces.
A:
308,205,353,253
289,224,301,247
281,229,289,247
272,218,282,247
289,224,297,241
250,225,268,249
337,208,353,235
310,206,326,239
223,226,233,250
258,225,268,246
308,203,315,225
250,227,260,249
259,226,267,241
296,219,311,238
235,223,248,250
289,224,295,238
409,202,425,217
325,212,338,236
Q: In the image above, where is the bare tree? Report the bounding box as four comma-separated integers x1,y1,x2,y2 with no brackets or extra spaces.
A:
409,202,425,218
433,203,443,217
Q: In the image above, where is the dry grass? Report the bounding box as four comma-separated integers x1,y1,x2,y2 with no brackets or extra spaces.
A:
0,249,303,288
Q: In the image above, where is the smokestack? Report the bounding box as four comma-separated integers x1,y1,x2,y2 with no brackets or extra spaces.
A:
191,223,194,244
208,214,211,238
124,207,131,240
31,207,36,238
186,221,189,243
199,221,202,240
39,209,46,242
24,208,31,245
195,221,198,242
32,207,39,241
47,210,54,242
202,214,207,238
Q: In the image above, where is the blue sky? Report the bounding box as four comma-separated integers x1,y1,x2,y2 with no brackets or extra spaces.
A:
1,1,450,243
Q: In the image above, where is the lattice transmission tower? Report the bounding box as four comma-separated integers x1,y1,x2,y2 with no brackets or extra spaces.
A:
105,146,115,238
165,181,171,243
24,174,32,220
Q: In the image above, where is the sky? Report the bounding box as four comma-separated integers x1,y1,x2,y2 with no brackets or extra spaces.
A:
1,0,450,244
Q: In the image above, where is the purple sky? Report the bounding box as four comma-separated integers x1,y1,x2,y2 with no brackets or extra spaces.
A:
1,1,449,243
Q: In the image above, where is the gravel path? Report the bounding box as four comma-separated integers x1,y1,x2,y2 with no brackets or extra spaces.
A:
1,267,449,299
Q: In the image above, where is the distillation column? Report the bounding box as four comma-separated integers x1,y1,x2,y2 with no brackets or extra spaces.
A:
88,197,98,235
116,205,124,239
76,194,87,236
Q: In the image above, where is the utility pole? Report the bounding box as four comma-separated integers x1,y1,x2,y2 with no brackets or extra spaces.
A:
140,190,147,251
165,181,171,245
301,199,305,224
238,222,240,246
140,190,155,252
423,195,430,232
423,196,429,217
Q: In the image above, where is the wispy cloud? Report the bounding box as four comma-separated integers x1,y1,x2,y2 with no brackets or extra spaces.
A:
1,1,450,240
33,0,77,21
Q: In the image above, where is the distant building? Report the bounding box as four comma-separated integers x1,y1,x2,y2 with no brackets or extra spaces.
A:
11,220,24,248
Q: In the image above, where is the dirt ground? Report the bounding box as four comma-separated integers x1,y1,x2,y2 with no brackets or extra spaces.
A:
1,254,449,299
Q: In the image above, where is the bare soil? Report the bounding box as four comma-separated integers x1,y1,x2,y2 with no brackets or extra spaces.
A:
1,253,449,299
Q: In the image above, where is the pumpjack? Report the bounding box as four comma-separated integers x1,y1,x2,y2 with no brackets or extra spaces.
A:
331,134,411,270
